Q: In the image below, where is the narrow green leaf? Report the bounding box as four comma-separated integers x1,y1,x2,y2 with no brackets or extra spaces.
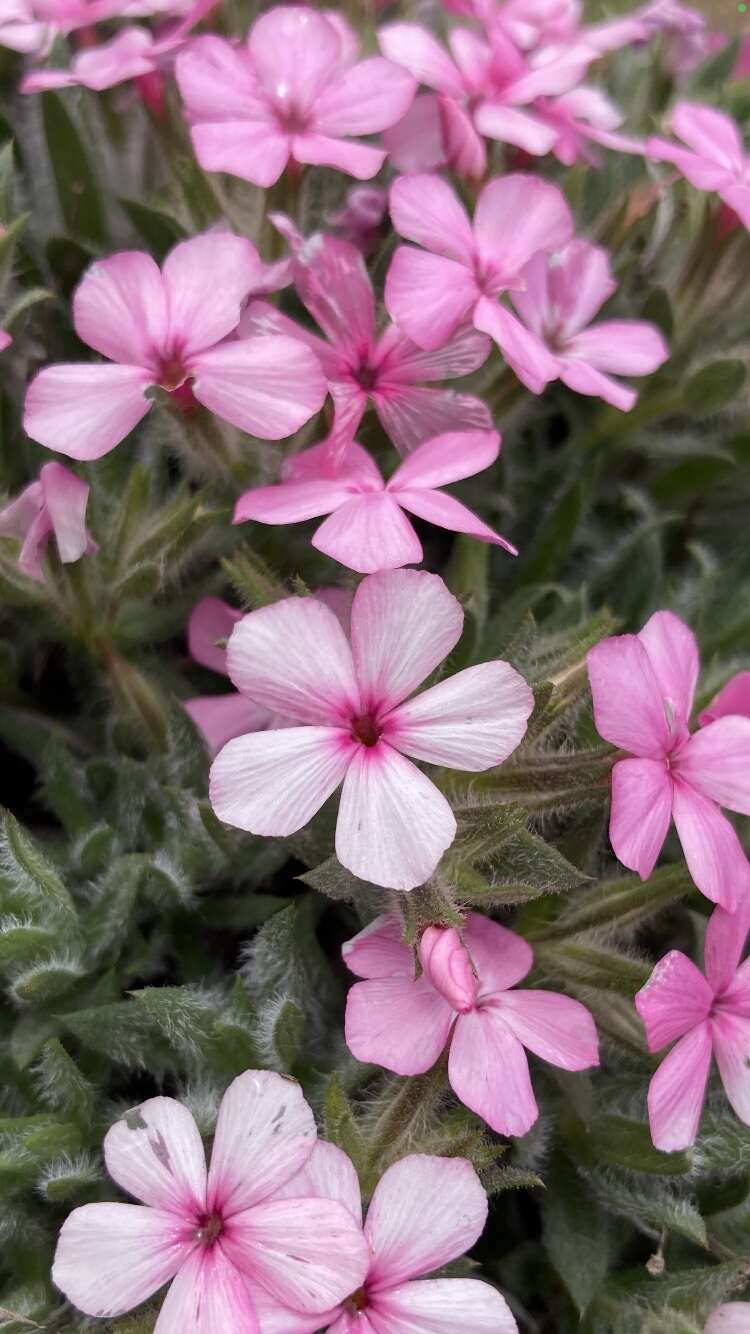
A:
542,1156,611,1314
41,92,106,245
119,197,187,259
0,810,78,929
683,361,746,415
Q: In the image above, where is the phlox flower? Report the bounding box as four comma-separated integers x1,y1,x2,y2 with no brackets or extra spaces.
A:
0,0,196,57
705,1304,750,1333
385,171,573,392
647,103,750,231
175,6,416,188
509,239,668,408
233,430,516,574
184,589,353,755
699,673,750,727
343,912,599,1136
23,232,324,461
247,1144,519,1334
587,610,750,909
0,461,97,582
531,86,646,166
209,568,534,891
240,221,492,461
52,1070,369,1331
635,898,750,1151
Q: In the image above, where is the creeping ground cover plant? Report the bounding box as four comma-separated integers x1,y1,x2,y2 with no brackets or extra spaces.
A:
2,0,750,1331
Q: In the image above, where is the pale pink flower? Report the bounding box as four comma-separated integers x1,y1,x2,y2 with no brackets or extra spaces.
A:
647,103,750,231
699,674,750,728
705,1304,750,1333
247,1143,519,1334
23,232,324,461
0,461,97,582
326,185,388,256
0,329,11,352
0,0,194,56
343,912,599,1136
509,240,668,409
385,172,573,390
240,223,491,461
635,898,750,1151
52,1071,369,1330
587,610,750,910
209,569,534,891
234,430,516,574
532,86,645,166
175,6,416,188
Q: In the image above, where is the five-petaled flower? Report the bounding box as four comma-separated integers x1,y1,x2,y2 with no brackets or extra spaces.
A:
343,912,599,1136
647,102,750,230
209,569,534,891
52,1071,369,1330
587,610,750,909
23,232,323,460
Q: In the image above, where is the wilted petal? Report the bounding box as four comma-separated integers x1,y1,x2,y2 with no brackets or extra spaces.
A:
366,1154,488,1287
52,1202,193,1318
609,757,673,880
104,1097,206,1215
207,1070,316,1217
635,950,713,1052
24,363,153,460
449,1007,538,1137
671,780,750,910
387,661,532,770
369,1279,519,1334
210,726,353,837
336,743,456,890
191,337,326,439
647,1022,713,1152
345,974,454,1074
351,568,463,712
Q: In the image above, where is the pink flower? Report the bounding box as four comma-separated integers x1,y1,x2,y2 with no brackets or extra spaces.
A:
532,86,645,166
233,430,516,574
705,1304,750,1333
209,569,534,891
343,912,599,1136
635,899,750,1151
175,6,416,188
0,461,97,582
52,1071,369,1329
240,223,491,461
326,185,388,256
0,329,11,352
509,240,668,409
647,103,750,231
23,232,324,461
699,674,750,728
385,172,573,391
248,1143,519,1333
587,610,750,909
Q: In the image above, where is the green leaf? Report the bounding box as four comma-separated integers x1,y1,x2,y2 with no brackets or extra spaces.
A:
530,862,695,941
324,1075,369,1176
520,479,584,585
32,1038,96,1120
10,957,85,1005
537,940,651,996
0,921,58,970
0,810,78,930
542,1156,611,1314
298,855,369,901
119,197,187,259
40,92,106,246
271,998,305,1070
221,547,288,609
568,1112,693,1177
128,985,221,1061
0,140,15,220
640,287,673,340
2,288,52,329
683,361,746,415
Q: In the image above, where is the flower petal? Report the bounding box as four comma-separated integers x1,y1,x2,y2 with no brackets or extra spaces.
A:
473,101,557,155
350,568,463,713
313,57,416,135
635,950,714,1052
385,247,478,351
559,360,636,412
292,133,386,180
187,596,241,675
378,23,464,97
72,251,166,369
191,337,326,439
377,324,490,386
704,900,750,994
382,93,448,173
473,297,559,393
285,231,376,356
493,990,599,1071
39,461,92,564
699,672,750,726
366,1155,487,1287
396,488,517,555
249,6,342,109
185,694,272,757
153,1245,260,1334
336,744,456,890
439,94,487,180
369,1278,519,1334
712,1012,750,1127
389,429,500,489
207,1070,316,1217
210,726,352,837
190,119,291,187
587,634,671,756
647,1022,713,1152
671,101,745,173
163,233,264,360
374,385,493,457
671,780,750,910
674,717,750,815
24,364,153,460
448,1007,538,1136
52,1202,193,1318
463,913,533,993
313,493,423,574
473,174,573,279
566,321,668,377
234,479,355,527
267,1139,363,1225
104,1097,207,1215
341,913,413,979
225,596,359,724
222,1198,368,1313
344,974,454,1074
389,173,475,261
609,757,673,880
175,35,267,121
705,1304,750,1334
387,661,532,769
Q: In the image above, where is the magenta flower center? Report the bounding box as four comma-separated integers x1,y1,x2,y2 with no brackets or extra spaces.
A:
158,355,189,392
352,713,382,747
353,359,380,392
195,1211,223,1247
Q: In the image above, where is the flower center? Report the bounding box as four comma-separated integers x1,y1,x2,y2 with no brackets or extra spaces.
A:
274,99,310,135
352,713,381,747
195,1212,223,1247
354,359,379,392
159,356,188,393
344,1288,369,1314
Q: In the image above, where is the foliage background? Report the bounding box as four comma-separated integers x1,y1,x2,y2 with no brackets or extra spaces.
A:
1,2,750,1331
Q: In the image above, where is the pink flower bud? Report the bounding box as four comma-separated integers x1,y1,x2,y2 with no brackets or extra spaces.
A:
419,926,477,1013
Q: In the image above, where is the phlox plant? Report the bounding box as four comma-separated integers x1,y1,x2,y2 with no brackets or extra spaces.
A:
1,0,750,1332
